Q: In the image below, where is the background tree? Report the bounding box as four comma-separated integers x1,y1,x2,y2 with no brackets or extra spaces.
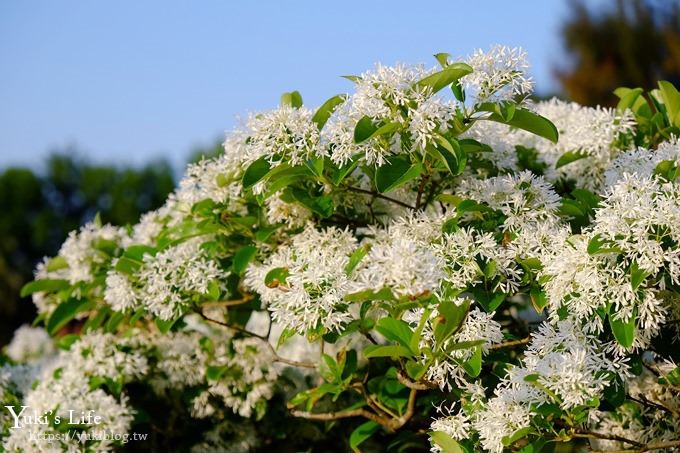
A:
557,0,680,106
0,154,174,346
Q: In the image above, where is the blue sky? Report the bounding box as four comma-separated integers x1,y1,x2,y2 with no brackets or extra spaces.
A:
0,1,597,171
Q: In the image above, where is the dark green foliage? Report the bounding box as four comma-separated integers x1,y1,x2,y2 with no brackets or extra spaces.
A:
0,153,174,345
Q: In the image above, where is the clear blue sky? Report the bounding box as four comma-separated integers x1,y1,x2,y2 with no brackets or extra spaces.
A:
0,0,596,171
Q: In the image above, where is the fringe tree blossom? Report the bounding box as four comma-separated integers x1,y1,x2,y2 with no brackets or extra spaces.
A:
8,46,680,453
463,45,533,103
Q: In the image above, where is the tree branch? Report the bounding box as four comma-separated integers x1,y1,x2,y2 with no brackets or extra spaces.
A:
198,310,267,340
396,369,438,390
489,337,531,350
572,431,643,448
290,408,389,428
201,294,254,308
343,185,415,210
415,173,430,211
291,388,419,432
590,439,680,452
198,310,316,369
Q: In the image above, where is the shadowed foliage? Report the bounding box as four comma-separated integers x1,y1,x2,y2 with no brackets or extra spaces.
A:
557,0,680,106
0,154,175,346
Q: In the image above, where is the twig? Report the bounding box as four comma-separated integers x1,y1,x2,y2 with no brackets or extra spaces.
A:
489,337,531,350
628,394,680,417
198,310,316,369
291,388,419,432
590,439,680,452
572,431,643,448
415,174,430,211
201,294,254,308
344,185,416,210
198,310,267,340
265,341,317,369
290,408,388,427
396,369,438,390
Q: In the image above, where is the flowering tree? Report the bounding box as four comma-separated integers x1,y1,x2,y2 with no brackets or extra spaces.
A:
2,45,680,452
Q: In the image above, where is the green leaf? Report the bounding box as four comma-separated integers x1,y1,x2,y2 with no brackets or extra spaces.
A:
47,298,93,335
242,156,272,190
375,318,414,352
587,233,622,255
232,245,257,275
415,62,473,94
320,354,340,382
502,427,535,447
264,267,289,287
344,287,394,302
431,137,467,175
105,311,125,332
281,90,303,108
45,256,68,272
363,344,413,358
630,262,649,291
55,334,79,351
255,226,278,242
21,279,70,297
615,87,644,111
603,375,625,408
155,316,179,333
654,160,680,181
287,187,335,218
405,359,430,380
354,116,378,143
481,106,559,143
115,257,142,275
433,300,470,349
305,157,325,177
206,365,228,380
609,312,636,348
444,339,485,354
658,81,680,126
350,421,380,451
345,246,368,276
312,94,346,129
354,117,400,143
461,345,482,377
571,188,601,210
555,150,588,169
375,156,423,193
330,155,361,185
433,52,450,68
429,431,464,453
451,81,465,103
277,327,297,348
123,244,156,261
530,287,548,313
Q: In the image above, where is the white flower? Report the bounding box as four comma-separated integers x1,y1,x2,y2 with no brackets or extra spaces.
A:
245,224,358,334
353,216,446,298
137,239,227,320
458,170,561,231
604,137,680,187
5,325,54,363
430,403,470,449
238,106,320,167
36,221,127,285
463,45,533,104
405,304,503,390
265,192,313,227
104,269,139,312
516,98,635,189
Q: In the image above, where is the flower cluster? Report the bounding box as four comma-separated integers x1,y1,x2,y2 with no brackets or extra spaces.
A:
7,46,680,453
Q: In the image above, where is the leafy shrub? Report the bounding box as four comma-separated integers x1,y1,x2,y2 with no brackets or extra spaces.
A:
2,45,680,452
